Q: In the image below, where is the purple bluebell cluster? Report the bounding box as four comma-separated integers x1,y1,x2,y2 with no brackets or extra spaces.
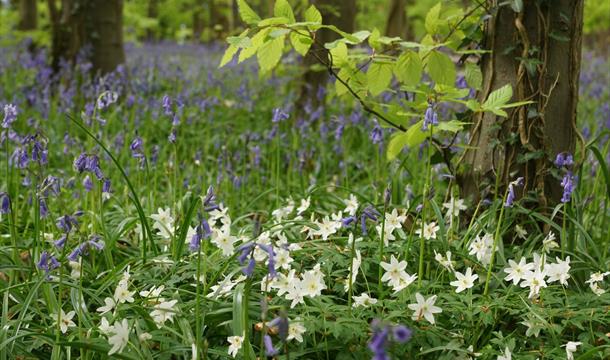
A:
2,103,18,128
368,320,412,359
36,251,60,277
555,152,576,203
0,192,10,214
342,205,381,236
67,234,105,261
236,241,276,277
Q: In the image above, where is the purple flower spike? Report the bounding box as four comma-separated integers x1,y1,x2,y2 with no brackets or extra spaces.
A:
392,325,412,343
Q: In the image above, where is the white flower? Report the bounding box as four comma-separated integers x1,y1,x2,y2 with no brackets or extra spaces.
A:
274,248,294,271
443,197,467,218
107,319,130,355
545,256,570,286
300,268,326,297
542,232,559,253
380,255,408,287
150,299,179,326
408,293,442,324
469,233,494,265
434,250,454,272
227,334,244,358
384,209,405,232
520,269,547,299
287,320,306,342
209,204,231,226
139,332,152,341
270,270,297,296
514,224,527,239
497,346,511,360
376,224,396,245
450,267,478,293
344,194,359,216
415,221,440,240
211,226,238,256
114,281,135,304
585,271,610,284
139,285,165,299
391,272,417,293
69,260,81,279
589,282,606,296
97,297,116,315
563,341,581,360
285,280,305,308
344,250,361,291
150,207,175,239
352,293,378,308
297,197,310,215
99,317,114,335
52,309,76,334
503,257,533,285
314,216,339,240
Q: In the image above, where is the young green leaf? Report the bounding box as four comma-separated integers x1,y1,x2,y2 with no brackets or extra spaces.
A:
482,84,513,114
290,32,312,56
257,35,285,73
425,3,442,35
367,62,393,96
395,50,422,86
465,62,482,90
237,0,260,24
219,44,238,68
426,50,456,86
274,0,295,23
304,4,322,24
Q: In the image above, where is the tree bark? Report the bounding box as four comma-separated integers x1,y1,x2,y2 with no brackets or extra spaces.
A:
146,0,158,42
459,1,583,208
85,0,125,74
18,0,37,30
385,0,406,38
296,0,357,110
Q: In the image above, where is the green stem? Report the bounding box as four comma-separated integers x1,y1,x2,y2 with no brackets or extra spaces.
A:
418,125,433,288
483,194,508,296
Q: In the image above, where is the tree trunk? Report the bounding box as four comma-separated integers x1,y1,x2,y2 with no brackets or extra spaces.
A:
18,0,37,30
385,0,406,38
146,0,158,42
84,0,125,74
459,1,583,208
296,0,357,110
49,0,84,72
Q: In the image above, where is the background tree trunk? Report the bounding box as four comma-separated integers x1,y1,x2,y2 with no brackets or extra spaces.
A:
459,1,583,208
296,0,356,110
18,0,37,30
146,0,158,42
85,0,125,74
385,0,407,38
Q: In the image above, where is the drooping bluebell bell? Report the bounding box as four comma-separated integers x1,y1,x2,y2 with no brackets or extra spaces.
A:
422,103,439,131
67,235,105,261
504,177,524,207
554,152,574,168
54,234,67,249
162,94,172,116
0,192,10,214
263,335,278,357
168,128,177,143
56,214,79,233
258,243,276,278
39,197,49,218
96,91,118,110
83,175,93,192
370,121,383,145
561,171,575,203
2,103,18,128
268,316,289,341
271,108,289,123
189,216,212,252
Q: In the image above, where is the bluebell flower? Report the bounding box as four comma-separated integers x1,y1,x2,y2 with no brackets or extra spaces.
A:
504,177,523,207
2,103,18,128
422,104,439,131
271,108,289,123
370,121,383,145
0,192,10,214
263,335,278,356
56,214,78,233
561,171,575,203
